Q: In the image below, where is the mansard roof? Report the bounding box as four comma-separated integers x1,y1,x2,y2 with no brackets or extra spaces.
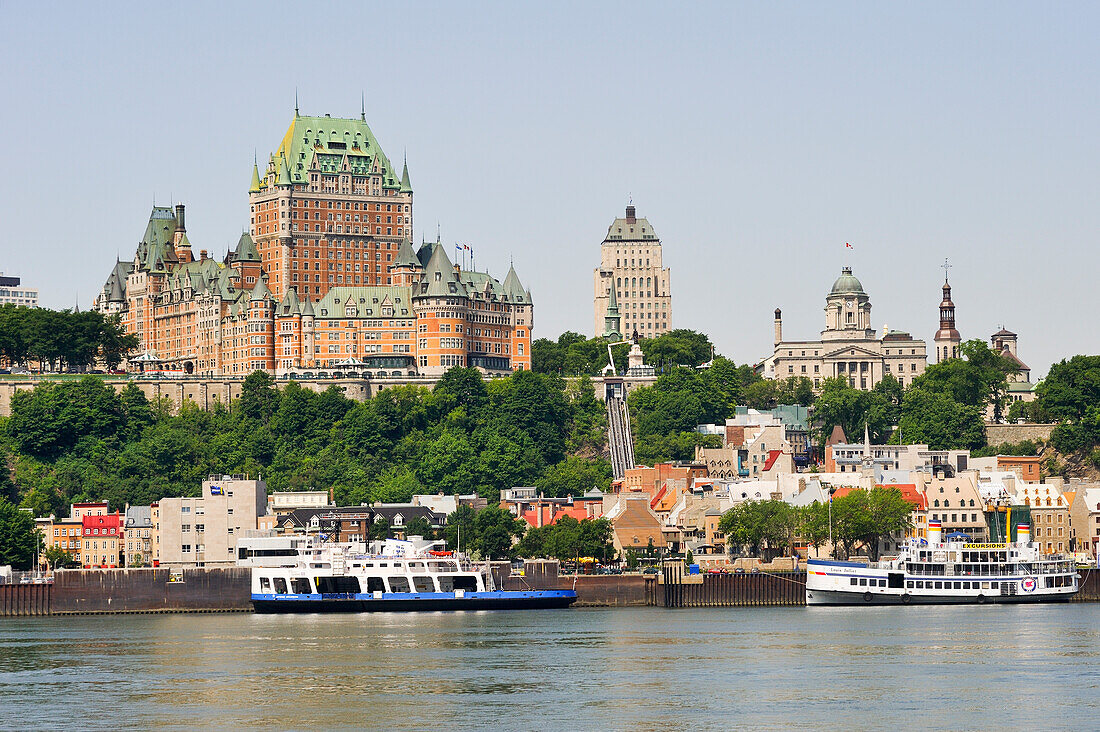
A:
313,286,415,318
258,113,404,190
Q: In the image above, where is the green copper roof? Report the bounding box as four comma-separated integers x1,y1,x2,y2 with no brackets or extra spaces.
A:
263,113,401,188
250,276,271,302
313,286,415,318
250,162,262,193
501,264,526,301
300,294,315,317
394,238,420,268
417,243,466,298
277,155,292,187
277,286,301,317
400,157,412,192
234,232,260,262
830,267,866,295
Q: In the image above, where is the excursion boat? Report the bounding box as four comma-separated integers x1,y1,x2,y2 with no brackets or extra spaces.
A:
239,536,577,612
806,521,1078,605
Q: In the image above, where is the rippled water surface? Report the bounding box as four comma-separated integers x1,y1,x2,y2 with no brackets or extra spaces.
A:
2,605,1100,730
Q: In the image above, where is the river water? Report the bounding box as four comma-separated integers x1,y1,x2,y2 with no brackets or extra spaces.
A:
2,605,1099,731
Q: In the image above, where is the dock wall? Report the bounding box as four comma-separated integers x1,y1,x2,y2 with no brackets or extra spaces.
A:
50,568,251,614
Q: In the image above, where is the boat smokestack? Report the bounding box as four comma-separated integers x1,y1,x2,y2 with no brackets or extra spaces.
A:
1016,523,1030,545
927,519,942,545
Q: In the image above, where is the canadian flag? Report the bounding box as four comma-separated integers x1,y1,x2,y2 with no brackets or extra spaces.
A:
845,242,853,249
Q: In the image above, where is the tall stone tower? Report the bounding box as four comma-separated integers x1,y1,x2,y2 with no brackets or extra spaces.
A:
593,205,672,338
934,272,961,362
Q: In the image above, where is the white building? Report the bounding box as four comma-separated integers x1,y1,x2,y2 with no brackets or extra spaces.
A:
156,476,267,568
0,273,38,307
767,267,927,390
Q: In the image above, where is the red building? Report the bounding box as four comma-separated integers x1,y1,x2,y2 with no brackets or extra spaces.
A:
81,512,123,568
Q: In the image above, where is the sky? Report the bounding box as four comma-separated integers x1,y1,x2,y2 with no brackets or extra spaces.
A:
1,2,1097,378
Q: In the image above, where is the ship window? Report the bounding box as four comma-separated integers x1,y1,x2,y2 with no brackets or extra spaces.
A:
388,577,410,592
413,576,435,592
291,578,312,594
859,578,867,586
316,576,361,593
850,578,858,586
962,581,971,589
365,576,385,593
934,581,943,589
982,582,991,590
409,562,426,572
273,577,288,594
260,577,271,592
906,581,914,589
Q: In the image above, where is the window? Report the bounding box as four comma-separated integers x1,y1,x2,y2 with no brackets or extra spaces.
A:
182,544,192,553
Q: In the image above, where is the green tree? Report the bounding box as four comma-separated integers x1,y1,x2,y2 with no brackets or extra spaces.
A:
718,499,798,558
238,370,279,423
535,456,612,497
1038,355,1100,421
0,498,40,569
473,505,527,559
639,329,713,371
404,515,434,539
813,377,893,445
911,339,1017,419
43,545,78,570
831,487,913,561
897,387,985,450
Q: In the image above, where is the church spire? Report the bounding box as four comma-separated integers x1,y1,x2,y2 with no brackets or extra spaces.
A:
934,259,961,362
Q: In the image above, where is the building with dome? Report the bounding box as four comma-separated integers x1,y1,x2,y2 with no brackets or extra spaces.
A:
766,267,927,390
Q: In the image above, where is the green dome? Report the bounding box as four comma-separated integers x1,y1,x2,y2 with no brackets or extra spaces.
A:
830,267,865,295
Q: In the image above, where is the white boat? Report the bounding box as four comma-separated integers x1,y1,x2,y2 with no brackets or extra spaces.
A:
806,520,1078,605
240,535,576,612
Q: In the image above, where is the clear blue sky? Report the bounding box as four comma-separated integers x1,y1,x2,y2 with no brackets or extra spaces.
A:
2,2,1097,377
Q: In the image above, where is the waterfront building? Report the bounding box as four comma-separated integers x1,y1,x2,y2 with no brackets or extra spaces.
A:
412,493,487,516
767,267,927,390
1016,483,1070,555
123,505,153,567
602,494,667,556
0,273,38,307
593,205,672,338
94,110,533,378
922,475,989,542
41,515,83,568
156,476,267,568
81,511,123,568
268,490,332,518
1068,483,1100,558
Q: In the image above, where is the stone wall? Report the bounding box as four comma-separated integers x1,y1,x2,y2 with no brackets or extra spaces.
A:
985,423,1057,446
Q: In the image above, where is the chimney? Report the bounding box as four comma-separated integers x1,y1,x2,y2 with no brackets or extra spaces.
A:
625,205,636,224
175,204,186,231
773,308,783,345
199,249,208,260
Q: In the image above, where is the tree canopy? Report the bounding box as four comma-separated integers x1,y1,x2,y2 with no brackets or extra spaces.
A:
0,304,137,371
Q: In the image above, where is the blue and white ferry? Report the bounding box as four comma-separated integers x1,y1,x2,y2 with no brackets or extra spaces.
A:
806,521,1078,605
240,536,576,612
